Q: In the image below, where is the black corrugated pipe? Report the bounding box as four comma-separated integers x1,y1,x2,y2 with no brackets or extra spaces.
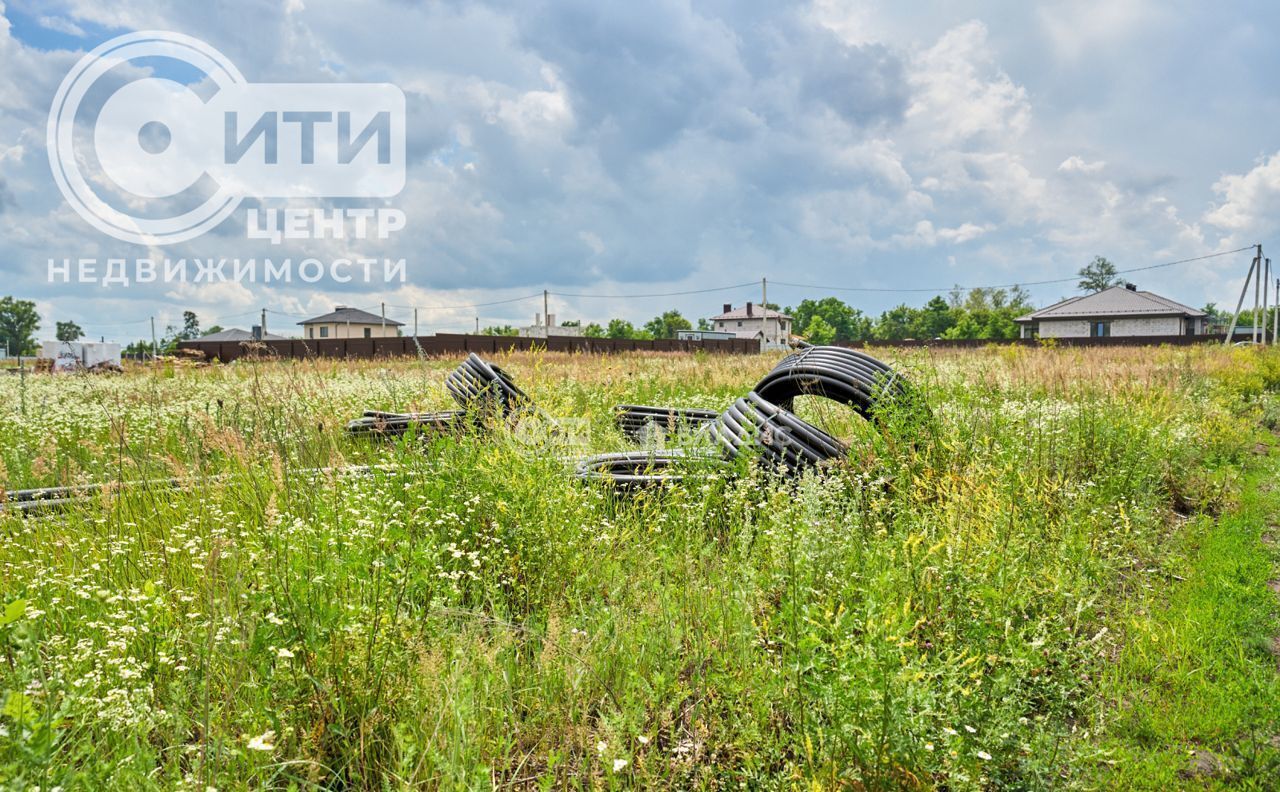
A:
344,409,474,438
574,449,733,490
445,353,535,418
707,391,847,474
752,346,911,418
612,404,720,442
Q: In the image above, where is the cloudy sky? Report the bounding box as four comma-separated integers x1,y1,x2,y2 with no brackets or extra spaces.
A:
1,0,1278,341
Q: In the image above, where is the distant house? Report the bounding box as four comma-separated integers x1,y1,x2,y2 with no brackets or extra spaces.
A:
1014,284,1207,339
298,306,403,339
199,328,287,342
518,313,583,338
676,329,736,341
710,302,791,347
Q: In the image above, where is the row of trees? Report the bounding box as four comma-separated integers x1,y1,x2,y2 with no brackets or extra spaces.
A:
483,310,707,340
479,288,1035,343
787,286,1035,343
482,258,1128,343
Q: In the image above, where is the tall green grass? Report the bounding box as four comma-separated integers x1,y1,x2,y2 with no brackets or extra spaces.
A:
0,346,1276,789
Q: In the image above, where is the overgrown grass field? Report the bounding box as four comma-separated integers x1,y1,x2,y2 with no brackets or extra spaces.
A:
0,346,1278,789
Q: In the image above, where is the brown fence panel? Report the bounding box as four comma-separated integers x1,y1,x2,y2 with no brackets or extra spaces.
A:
261,340,291,358
839,334,1229,350
313,339,341,357
345,339,373,358
372,337,405,357
179,332,774,361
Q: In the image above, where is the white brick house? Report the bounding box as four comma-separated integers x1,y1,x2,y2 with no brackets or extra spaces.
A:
1014,284,1207,339
710,302,792,348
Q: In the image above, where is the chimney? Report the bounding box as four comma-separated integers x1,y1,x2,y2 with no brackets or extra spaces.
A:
251,325,262,340
1125,283,1137,291
746,302,754,317
335,305,348,310
548,313,556,327
723,303,732,314
535,313,541,326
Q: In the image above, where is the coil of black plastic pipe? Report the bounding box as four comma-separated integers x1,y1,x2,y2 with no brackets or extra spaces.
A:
574,449,732,490
344,409,473,438
752,345,909,418
613,404,720,442
348,353,533,439
445,353,533,417
708,391,847,474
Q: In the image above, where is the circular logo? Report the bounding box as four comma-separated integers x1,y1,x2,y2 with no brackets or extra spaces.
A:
47,31,245,246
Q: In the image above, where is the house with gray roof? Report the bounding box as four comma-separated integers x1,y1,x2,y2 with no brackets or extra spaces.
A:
199,328,287,343
1014,283,1207,339
298,306,403,340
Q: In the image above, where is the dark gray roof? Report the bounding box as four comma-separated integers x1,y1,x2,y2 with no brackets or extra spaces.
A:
1016,285,1205,322
298,306,404,326
199,328,288,342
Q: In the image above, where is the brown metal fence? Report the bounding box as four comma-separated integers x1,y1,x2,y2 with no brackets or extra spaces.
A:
838,334,1231,349
177,333,761,362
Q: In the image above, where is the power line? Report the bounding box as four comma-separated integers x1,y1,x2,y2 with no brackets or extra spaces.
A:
550,281,759,299
770,247,1255,294
381,292,544,312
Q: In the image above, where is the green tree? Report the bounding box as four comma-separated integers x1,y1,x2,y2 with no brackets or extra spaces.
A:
872,304,916,341
560,319,581,327
805,315,837,345
696,317,712,331
202,325,224,337
123,340,151,357
606,319,638,339
582,322,605,338
909,296,955,339
181,311,200,341
479,325,519,336
942,312,984,340
788,297,872,342
0,297,39,355
1077,256,1120,293
643,310,693,339
55,320,84,342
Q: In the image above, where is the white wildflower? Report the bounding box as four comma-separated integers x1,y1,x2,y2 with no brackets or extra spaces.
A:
247,730,275,752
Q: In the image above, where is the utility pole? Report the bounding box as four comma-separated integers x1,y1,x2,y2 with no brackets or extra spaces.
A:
1259,258,1269,345
413,308,419,338
475,316,480,334
761,277,769,344
1256,254,1263,344
150,316,158,362
381,302,386,335
1274,276,1278,345
1226,246,1260,344
261,308,267,340
543,290,550,329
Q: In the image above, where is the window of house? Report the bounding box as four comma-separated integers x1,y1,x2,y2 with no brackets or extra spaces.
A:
1090,321,1110,338
319,326,329,338
308,327,313,339
737,321,743,327
364,327,372,339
